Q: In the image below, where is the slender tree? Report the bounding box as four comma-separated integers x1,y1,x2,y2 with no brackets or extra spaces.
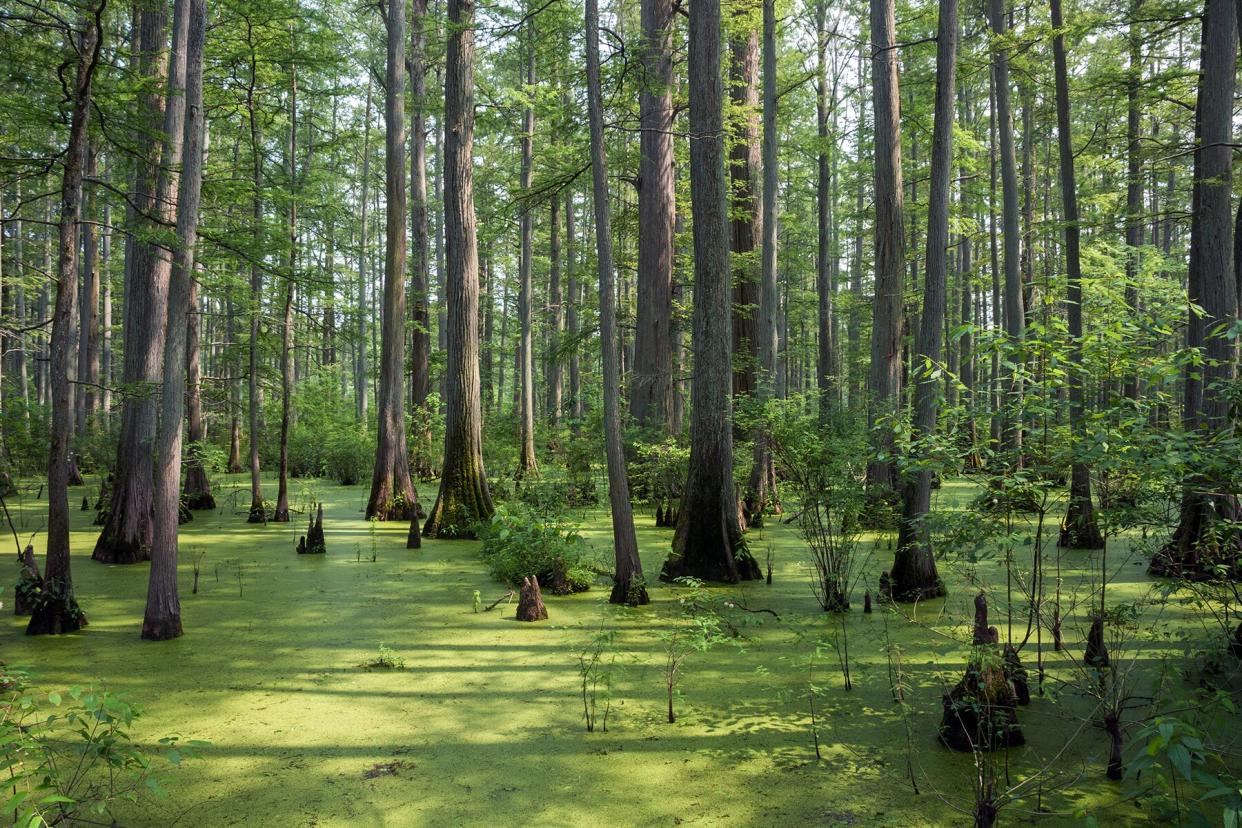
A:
1051,0,1104,549
367,0,418,521
27,1,102,635
864,0,905,501
147,0,206,640
891,0,956,602
584,0,648,605
424,0,494,537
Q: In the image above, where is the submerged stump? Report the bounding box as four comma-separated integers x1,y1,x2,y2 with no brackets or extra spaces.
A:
516,576,548,622
299,503,326,554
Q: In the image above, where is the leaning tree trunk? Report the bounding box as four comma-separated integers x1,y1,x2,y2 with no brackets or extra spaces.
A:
515,18,538,480
94,0,186,563
744,0,779,524
424,0,495,538
662,0,758,584
28,4,102,636
1050,0,1104,550
865,0,906,503
367,0,418,521
147,0,205,641
988,0,1025,465
630,0,676,433
1154,0,1240,576
585,0,649,606
892,0,955,602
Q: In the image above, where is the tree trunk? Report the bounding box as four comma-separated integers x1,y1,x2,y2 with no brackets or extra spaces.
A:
1154,0,1240,575
410,0,433,473
567,190,582,423
865,0,905,502
1050,0,1104,549
356,82,372,425
183,268,214,509
546,198,563,425
585,0,649,605
424,0,495,537
892,0,955,602
516,18,538,479
94,0,186,562
273,61,298,524
815,0,836,410
631,0,676,433
28,4,102,636
729,17,762,404
147,0,205,640
744,0,779,523
988,0,1025,463
662,0,758,584
367,0,418,521
1122,1,1144,402
77,145,101,433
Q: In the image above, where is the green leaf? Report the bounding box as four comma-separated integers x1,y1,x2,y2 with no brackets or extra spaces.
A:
1168,743,1193,782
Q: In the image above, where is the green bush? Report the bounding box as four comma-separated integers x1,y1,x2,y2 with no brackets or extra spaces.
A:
474,504,594,595
0,665,204,827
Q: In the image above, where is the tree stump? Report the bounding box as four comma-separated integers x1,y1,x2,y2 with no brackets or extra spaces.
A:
972,591,999,645
864,590,873,614
406,509,422,549
516,576,548,622
300,503,326,554
1003,643,1030,706
67,453,84,487
81,496,90,511
14,546,41,616
1085,616,1110,670
0,471,16,498
939,660,1025,752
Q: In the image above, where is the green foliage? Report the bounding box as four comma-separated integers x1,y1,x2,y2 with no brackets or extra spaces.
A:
577,625,617,733
1125,714,1242,826
0,665,204,827
629,438,689,505
474,504,594,595
363,644,406,670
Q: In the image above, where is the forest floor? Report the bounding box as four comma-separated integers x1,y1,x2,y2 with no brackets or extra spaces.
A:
2,472,1237,826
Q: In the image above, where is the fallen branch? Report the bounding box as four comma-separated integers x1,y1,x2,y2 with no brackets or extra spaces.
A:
483,590,515,612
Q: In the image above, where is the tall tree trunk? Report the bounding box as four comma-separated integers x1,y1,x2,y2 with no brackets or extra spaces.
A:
662,0,758,584
424,0,494,537
356,82,372,425
585,0,649,605
546,198,563,424
744,0,779,523
988,0,1025,464
815,0,836,410
410,0,432,475
729,17,761,405
272,59,298,524
183,267,214,508
847,44,866,406
147,0,205,640
28,2,102,636
516,18,538,480
368,0,418,521
243,25,267,522
1154,0,1240,575
631,0,676,433
892,0,955,602
77,145,100,432
865,0,905,503
94,0,186,561
1051,0,1104,549
1122,1,1144,402
566,190,582,422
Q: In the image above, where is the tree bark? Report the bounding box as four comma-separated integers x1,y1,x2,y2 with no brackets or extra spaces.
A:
815,0,836,411
988,0,1025,463
546,198,563,425
367,0,418,521
892,0,956,602
729,16,762,404
94,0,186,561
662,0,758,584
631,0,676,433
183,268,214,509
424,0,495,537
516,17,538,479
356,82,372,425
147,0,205,640
865,0,905,501
584,0,649,605
28,2,102,636
410,0,433,473
273,59,298,524
1051,0,1104,549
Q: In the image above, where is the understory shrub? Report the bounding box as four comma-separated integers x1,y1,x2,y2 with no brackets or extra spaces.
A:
1,665,204,827
474,504,594,595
